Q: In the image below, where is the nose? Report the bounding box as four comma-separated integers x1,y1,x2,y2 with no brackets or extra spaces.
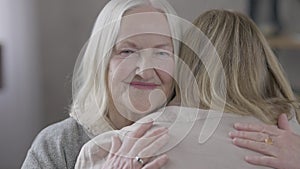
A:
135,49,156,79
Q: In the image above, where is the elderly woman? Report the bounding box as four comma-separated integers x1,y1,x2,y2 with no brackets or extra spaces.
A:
75,9,300,169
21,0,182,168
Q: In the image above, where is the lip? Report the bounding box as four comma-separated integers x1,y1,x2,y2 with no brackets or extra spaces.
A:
129,81,159,90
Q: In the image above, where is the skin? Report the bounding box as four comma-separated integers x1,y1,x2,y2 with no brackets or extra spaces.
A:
229,114,300,169
101,6,174,168
102,121,169,169
107,6,174,129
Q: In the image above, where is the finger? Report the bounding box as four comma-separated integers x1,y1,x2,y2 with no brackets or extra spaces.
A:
232,138,278,157
108,135,122,159
130,129,168,166
129,127,168,157
138,133,169,159
229,131,269,142
118,121,154,154
111,136,122,153
278,113,292,131
142,154,168,169
143,126,168,138
233,123,279,136
244,155,281,169
128,120,154,138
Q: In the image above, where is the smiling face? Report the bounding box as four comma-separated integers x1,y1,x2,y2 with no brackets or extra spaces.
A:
107,6,175,122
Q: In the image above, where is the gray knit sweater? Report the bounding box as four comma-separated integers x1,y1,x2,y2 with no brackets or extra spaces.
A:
21,118,90,169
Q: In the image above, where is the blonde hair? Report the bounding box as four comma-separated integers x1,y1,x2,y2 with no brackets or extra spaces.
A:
70,0,181,134
179,9,300,124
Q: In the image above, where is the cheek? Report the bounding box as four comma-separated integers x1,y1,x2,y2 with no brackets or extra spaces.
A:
159,73,174,101
108,59,124,95
157,58,175,83
108,58,135,83
157,59,175,97
157,69,174,92
153,57,175,76
161,72,174,85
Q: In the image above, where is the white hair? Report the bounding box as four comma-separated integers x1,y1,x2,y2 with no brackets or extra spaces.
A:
70,0,181,134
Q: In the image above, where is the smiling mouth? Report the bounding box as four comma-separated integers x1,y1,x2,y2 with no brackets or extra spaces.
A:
129,82,159,90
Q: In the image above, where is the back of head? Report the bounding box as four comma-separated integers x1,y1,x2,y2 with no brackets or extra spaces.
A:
179,9,300,124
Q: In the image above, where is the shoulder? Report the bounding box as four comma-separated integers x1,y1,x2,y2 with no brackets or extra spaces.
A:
22,117,90,169
37,117,88,141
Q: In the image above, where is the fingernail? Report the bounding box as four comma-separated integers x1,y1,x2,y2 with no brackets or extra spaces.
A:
228,131,234,137
162,154,168,160
162,133,170,139
159,126,168,130
158,154,169,165
234,123,241,128
232,138,239,144
232,138,236,143
283,113,288,119
245,156,254,161
144,118,153,123
156,127,168,134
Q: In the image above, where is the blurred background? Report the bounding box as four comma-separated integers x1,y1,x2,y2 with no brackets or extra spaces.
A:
0,0,299,168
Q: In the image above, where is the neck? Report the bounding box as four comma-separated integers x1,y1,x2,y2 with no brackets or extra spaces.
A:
107,105,133,130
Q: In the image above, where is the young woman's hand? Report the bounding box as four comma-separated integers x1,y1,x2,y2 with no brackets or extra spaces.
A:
229,114,300,169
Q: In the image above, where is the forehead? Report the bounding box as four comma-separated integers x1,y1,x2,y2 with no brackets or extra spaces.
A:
115,34,173,51
117,6,172,41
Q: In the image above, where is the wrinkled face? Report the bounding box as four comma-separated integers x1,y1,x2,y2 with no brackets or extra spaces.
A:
107,6,175,121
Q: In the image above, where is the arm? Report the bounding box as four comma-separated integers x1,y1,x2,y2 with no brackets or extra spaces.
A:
21,129,69,169
76,120,169,169
22,118,90,169
21,150,43,169
229,114,300,169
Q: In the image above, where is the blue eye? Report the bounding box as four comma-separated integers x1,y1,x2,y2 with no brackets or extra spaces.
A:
156,50,171,57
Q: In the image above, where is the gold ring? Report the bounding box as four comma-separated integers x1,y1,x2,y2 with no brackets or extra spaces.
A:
264,137,273,145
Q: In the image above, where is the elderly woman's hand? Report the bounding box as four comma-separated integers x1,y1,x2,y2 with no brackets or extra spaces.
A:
229,114,300,169
75,120,169,169
102,121,169,169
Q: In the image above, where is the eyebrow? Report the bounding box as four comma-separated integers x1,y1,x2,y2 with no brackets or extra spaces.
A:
154,43,173,50
115,40,138,49
116,40,172,50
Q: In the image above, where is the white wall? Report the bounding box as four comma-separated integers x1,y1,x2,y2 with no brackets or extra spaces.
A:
0,0,43,168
